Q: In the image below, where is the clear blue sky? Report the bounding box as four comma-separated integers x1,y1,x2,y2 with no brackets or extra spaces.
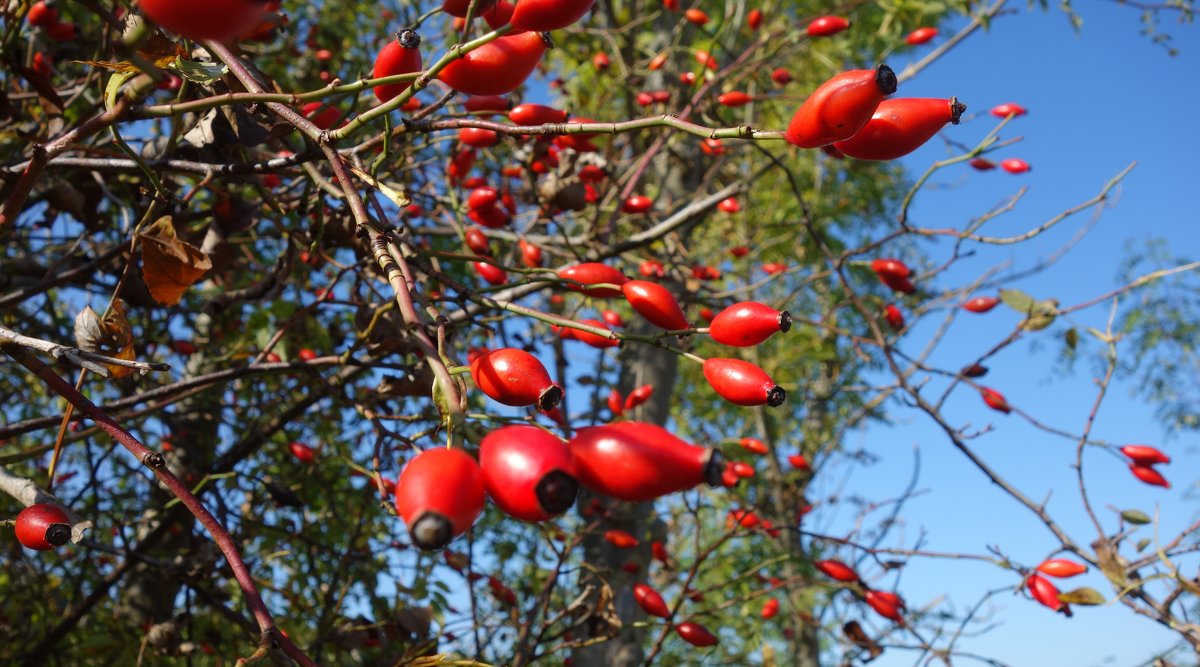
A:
824,4,1200,665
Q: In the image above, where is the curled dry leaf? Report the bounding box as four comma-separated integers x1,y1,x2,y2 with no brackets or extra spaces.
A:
73,301,136,378
138,216,213,305
842,620,883,660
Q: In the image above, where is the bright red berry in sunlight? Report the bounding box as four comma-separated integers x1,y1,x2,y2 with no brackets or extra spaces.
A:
568,422,723,502
815,559,859,582
694,50,718,70
622,280,690,331
772,67,792,85
884,303,904,331
718,91,752,107
963,296,999,313
991,102,1027,118
1120,445,1171,466
624,384,654,410
865,590,905,622
905,27,938,45
1000,158,1031,174
684,8,709,25
479,425,578,522
1129,463,1170,488
740,437,768,455
1027,574,1071,615
1036,559,1088,578
27,2,58,27
761,598,780,619
633,583,671,617
980,387,1011,414
373,30,422,104
473,261,508,285
592,52,610,70
557,263,630,297
807,15,850,37
718,197,742,214
470,348,563,411
15,504,72,551
297,348,317,361
464,95,511,114
509,103,569,126
518,239,543,268
871,258,916,294
786,65,897,148
607,388,624,416
675,621,718,647
438,31,547,96
605,529,639,549
557,319,620,349
787,453,811,471
703,358,786,407
833,98,966,161
708,301,792,347
289,442,315,464
747,8,763,30
623,195,654,214
137,0,266,42
510,0,595,31
395,448,485,550
464,228,490,255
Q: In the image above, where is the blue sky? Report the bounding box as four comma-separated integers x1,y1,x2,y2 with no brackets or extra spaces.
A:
827,3,1199,665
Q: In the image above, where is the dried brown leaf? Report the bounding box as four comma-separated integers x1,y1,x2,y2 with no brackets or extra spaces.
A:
138,216,212,305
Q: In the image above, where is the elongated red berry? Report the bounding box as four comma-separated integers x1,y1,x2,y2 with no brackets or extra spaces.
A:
633,583,671,617
623,195,654,214
785,65,897,148
470,348,563,410
1120,445,1170,466
833,98,966,161
15,504,72,551
865,590,904,622
568,422,722,501
761,598,780,619
1129,463,1170,488
871,258,916,294
622,280,690,330
509,103,569,126
395,448,486,550
702,358,786,407
557,263,630,297
991,102,1027,118
905,27,938,45
980,387,1011,414
675,621,718,647
1036,559,1088,579
963,296,999,313
788,453,811,471
473,261,508,285
807,15,850,37
718,91,752,107
1027,574,1071,615
624,384,654,410
815,559,859,582
739,437,768,455
709,301,792,347
605,529,639,548
1001,158,1031,174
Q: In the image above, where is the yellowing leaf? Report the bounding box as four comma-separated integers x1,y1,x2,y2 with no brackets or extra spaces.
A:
1057,587,1105,606
1121,509,1152,525
138,216,212,305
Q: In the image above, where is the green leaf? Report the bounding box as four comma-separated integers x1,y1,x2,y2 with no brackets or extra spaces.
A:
1136,538,1151,552
1022,311,1057,331
1064,328,1079,350
999,288,1035,313
1121,509,1152,525
1057,586,1105,605
173,59,229,86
